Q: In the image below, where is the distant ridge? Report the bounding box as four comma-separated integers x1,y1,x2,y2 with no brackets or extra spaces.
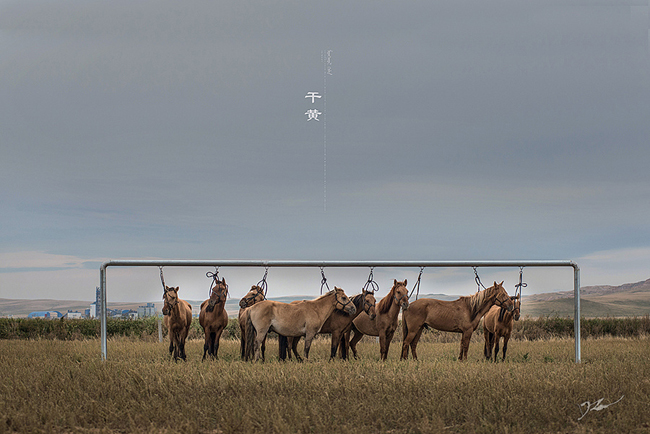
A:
2,279,649,318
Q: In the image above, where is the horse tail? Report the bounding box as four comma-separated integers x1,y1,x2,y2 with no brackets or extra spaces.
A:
278,335,288,361
244,314,256,361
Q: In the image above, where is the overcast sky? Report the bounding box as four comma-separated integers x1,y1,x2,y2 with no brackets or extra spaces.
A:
1,0,649,303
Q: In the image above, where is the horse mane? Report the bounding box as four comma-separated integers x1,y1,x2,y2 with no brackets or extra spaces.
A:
314,289,336,301
461,285,496,319
377,284,396,315
351,293,364,311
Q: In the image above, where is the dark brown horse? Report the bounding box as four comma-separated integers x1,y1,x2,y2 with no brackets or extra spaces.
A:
245,287,356,362
199,277,229,360
238,285,266,361
401,281,514,361
347,279,410,361
483,294,521,361
162,286,193,361
283,290,377,361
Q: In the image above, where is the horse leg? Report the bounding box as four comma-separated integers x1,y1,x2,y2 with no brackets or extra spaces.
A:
379,332,389,361
240,324,246,360
401,326,421,360
203,330,211,361
254,328,269,362
410,327,424,361
502,333,510,361
303,332,317,360
349,329,363,359
459,330,472,361
213,328,224,359
484,330,494,361
329,331,341,360
292,337,303,362
339,330,351,359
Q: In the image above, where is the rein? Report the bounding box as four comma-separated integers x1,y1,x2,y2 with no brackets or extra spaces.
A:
320,267,330,295
257,267,269,298
473,267,486,292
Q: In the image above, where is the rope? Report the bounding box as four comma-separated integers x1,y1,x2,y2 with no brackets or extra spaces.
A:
515,266,527,298
257,266,269,297
409,267,424,300
320,267,330,295
473,267,486,292
159,266,166,292
206,267,220,297
362,267,379,294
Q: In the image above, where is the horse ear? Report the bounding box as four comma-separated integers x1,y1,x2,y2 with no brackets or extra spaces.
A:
499,281,504,286
174,286,179,292
404,279,407,286
394,279,398,286
222,278,226,286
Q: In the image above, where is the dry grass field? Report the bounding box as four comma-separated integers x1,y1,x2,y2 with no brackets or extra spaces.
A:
1,336,649,434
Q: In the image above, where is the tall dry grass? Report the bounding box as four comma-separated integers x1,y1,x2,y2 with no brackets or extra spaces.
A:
1,336,649,433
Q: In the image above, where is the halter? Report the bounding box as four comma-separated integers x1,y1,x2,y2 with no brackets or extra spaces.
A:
393,283,409,307
206,267,228,303
362,291,375,313
334,290,355,311
239,286,266,308
473,267,487,292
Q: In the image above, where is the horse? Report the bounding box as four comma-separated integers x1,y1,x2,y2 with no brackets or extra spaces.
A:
283,290,377,361
346,279,410,361
483,294,521,361
162,286,193,361
238,285,266,361
198,277,229,360
401,281,515,361
244,287,356,362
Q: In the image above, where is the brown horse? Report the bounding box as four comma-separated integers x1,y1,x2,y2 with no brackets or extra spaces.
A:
283,290,377,361
199,277,229,360
162,286,193,361
401,281,514,361
245,287,356,362
347,279,410,361
483,294,521,361
238,285,266,361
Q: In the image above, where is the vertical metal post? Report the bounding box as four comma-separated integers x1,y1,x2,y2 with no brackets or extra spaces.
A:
100,264,107,361
573,264,581,363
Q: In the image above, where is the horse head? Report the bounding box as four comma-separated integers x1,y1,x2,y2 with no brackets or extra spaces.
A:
333,287,356,315
239,285,266,309
206,278,228,312
492,281,514,313
362,290,377,320
511,294,521,321
392,279,410,311
162,286,180,315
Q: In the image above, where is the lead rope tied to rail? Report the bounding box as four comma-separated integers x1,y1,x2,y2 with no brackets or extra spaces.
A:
206,266,220,298
257,266,269,298
159,266,167,294
515,266,527,299
409,267,425,300
320,267,330,295
473,267,486,292
362,267,380,294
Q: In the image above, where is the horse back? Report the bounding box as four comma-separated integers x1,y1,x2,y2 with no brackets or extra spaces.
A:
407,298,468,333
352,311,379,336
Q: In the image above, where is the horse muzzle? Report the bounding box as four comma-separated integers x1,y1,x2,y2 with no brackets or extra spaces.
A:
344,304,357,315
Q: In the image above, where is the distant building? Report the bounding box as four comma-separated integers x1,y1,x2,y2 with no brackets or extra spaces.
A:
89,286,101,318
137,303,157,318
28,311,63,319
64,310,83,319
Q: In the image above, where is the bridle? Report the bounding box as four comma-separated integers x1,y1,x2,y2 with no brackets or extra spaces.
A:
362,292,375,314
162,287,178,314
393,286,409,308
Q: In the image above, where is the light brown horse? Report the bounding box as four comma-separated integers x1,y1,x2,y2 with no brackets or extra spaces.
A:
238,285,266,361
199,277,229,360
283,290,377,361
401,281,514,361
245,287,356,362
347,279,410,361
162,286,193,361
483,294,521,361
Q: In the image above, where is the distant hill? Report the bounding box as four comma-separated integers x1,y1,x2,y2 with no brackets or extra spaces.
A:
522,278,650,318
2,279,649,318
